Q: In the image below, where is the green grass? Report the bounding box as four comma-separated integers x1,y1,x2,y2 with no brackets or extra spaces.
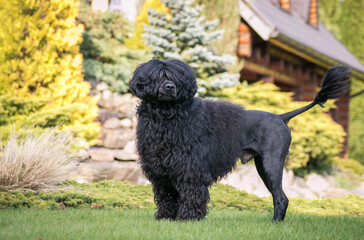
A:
1,181,364,239
0,209,363,240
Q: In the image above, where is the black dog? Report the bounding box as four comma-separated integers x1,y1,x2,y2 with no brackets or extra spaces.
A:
130,59,350,222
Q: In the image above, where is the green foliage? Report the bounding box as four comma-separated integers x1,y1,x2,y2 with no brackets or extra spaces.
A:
210,82,346,173
0,0,99,143
78,0,151,93
348,80,364,164
332,158,364,176
195,0,240,56
319,0,364,164
1,180,364,217
125,0,169,49
143,0,239,96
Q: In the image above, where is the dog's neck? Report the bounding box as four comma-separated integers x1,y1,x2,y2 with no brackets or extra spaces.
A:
137,99,194,120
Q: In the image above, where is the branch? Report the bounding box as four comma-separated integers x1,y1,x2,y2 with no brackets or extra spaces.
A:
350,89,364,98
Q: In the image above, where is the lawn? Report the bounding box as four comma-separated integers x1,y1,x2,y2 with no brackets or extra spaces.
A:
0,209,363,240
1,181,364,239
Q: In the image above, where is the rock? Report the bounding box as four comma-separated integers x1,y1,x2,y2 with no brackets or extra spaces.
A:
322,188,351,198
111,93,125,109
114,151,139,161
283,188,300,198
101,128,135,149
75,161,148,184
252,188,271,198
103,117,122,129
282,169,294,189
88,147,115,162
96,82,109,92
120,118,133,128
293,187,318,199
98,90,113,109
123,141,136,154
351,182,364,197
98,109,126,124
76,149,90,162
294,176,308,188
220,164,271,197
117,94,139,118
306,173,331,196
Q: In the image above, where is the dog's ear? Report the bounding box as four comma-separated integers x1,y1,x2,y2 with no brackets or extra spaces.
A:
129,62,148,99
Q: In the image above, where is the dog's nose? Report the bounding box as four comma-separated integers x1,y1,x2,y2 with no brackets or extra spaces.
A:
164,83,175,92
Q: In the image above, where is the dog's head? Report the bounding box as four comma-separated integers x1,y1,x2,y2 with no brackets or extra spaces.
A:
129,59,197,103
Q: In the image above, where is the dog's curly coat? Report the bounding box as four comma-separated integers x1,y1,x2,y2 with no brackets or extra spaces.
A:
130,59,351,222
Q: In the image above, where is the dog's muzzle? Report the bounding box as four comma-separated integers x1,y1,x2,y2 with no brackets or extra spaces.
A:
158,81,177,100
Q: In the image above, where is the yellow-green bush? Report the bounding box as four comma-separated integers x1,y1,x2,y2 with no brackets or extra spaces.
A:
333,158,364,176
0,0,99,143
210,82,346,173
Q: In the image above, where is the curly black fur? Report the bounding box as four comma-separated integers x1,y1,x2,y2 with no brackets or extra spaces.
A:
130,59,351,222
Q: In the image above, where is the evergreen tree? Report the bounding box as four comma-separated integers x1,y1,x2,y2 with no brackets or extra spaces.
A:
125,0,169,50
142,0,239,96
0,0,99,143
79,0,151,93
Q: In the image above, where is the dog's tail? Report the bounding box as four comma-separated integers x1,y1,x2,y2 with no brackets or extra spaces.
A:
280,66,351,124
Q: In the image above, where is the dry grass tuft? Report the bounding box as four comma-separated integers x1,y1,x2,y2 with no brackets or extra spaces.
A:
0,128,76,191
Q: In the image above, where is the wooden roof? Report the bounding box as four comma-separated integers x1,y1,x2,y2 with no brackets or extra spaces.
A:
238,0,364,80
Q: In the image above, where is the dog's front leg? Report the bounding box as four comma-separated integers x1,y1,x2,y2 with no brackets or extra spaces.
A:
176,183,210,221
152,182,180,220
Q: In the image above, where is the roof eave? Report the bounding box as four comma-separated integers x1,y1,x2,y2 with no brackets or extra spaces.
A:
238,0,278,41
270,34,364,81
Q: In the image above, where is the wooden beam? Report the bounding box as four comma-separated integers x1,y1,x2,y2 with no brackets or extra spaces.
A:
243,60,298,86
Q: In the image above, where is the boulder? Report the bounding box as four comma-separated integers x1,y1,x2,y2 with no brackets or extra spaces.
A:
322,188,351,198
116,94,139,118
76,148,90,162
98,109,126,124
351,182,364,197
101,128,135,149
120,118,133,128
98,90,114,109
75,161,148,184
103,117,122,129
88,147,115,162
306,173,331,197
96,82,109,92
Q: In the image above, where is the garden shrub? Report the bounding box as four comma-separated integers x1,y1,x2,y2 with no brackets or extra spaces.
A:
0,128,75,191
0,0,99,143
78,0,151,93
332,158,364,176
210,82,346,174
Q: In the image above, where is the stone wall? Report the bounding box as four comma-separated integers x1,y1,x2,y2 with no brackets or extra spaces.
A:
75,82,148,184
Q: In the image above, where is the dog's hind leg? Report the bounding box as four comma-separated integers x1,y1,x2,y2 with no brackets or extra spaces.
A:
254,155,272,192
259,151,289,222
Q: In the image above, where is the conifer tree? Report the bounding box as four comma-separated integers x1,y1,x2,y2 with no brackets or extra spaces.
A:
0,0,99,143
143,0,239,95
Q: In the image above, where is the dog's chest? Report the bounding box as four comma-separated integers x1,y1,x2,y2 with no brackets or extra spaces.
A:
137,117,188,161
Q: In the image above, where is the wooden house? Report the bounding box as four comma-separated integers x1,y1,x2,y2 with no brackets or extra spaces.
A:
237,0,364,154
